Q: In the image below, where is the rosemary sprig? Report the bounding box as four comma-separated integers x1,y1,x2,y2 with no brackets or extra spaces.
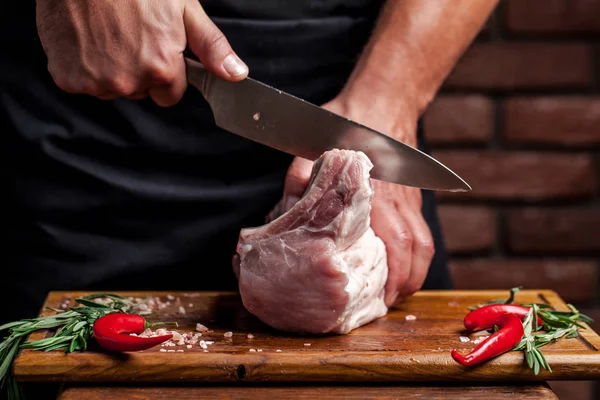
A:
469,287,593,375
0,293,137,400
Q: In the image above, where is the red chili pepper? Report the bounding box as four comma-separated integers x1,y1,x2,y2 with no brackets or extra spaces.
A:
451,313,524,367
93,313,173,352
463,304,543,332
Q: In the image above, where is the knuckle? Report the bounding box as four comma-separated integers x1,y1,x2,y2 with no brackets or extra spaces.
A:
203,32,228,56
397,232,414,249
80,79,101,96
103,77,137,96
419,239,435,258
147,62,177,86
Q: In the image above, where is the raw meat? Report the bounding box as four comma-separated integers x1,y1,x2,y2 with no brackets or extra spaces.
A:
232,149,388,334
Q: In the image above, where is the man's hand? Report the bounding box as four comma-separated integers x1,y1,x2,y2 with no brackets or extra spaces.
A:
281,99,434,307
36,0,248,106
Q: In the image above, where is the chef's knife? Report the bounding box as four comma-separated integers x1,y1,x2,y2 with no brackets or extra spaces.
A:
184,56,471,192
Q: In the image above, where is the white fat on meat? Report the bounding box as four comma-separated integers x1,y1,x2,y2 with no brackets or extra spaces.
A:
232,149,388,334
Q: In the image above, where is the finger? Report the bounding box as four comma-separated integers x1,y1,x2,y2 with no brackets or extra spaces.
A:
394,194,435,300
183,0,248,81
148,54,187,107
283,157,314,199
282,157,314,211
370,200,413,307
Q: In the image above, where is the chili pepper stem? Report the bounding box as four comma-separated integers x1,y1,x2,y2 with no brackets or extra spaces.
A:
144,321,179,329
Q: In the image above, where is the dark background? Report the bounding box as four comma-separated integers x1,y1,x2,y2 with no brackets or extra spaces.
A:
427,1,600,398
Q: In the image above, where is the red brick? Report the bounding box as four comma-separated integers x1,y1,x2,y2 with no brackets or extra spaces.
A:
424,96,494,145
548,381,596,400
506,0,600,35
443,43,592,90
504,97,600,147
438,205,496,254
433,151,597,201
449,259,599,303
506,208,600,254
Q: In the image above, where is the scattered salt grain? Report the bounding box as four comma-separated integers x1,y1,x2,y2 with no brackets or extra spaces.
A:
247,333,254,339
304,343,311,347
257,349,263,352
160,349,166,352
472,335,489,345
459,336,470,343
167,295,175,301
249,349,256,352
167,350,175,353
186,345,192,349
224,331,233,338
178,306,186,315
177,350,184,352
188,303,193,307
405,315,417,321
276,350,282,352
203,350,209,353
448,301,460,307
253,112,261,121
196,323,209,332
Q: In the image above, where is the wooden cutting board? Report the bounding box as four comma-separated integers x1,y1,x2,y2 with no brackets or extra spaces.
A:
12,289,600,383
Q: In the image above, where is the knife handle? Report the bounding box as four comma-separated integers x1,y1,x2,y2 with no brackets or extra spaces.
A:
184,56,210,97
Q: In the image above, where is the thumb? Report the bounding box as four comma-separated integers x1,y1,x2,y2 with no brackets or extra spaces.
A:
283,157,314,208
183,0,248,81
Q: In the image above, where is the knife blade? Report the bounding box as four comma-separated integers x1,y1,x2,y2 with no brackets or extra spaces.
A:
184,56,471,192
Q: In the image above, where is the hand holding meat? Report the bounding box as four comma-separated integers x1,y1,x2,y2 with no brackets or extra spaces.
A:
35,0,248,106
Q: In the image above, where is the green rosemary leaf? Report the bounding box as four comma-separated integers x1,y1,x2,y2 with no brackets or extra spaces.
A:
68,337,78,353
0,338,21,385
0,321,28,332
72,321,87,332
20,335,72,350
40,342,71,352
77,333,87,351
82,293,126,301
533,358,540,375
525,350,534,368
566,330,579,339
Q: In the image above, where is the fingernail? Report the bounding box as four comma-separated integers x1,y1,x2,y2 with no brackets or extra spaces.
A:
386,291,400,306
222,54,248,78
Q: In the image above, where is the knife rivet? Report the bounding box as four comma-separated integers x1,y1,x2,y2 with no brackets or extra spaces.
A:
252,112,261,121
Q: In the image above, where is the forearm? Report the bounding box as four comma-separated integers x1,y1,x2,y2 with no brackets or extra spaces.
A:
337,0,499,145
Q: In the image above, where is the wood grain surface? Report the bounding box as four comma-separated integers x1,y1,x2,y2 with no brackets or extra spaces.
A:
12,290,600,383
57,383,560,400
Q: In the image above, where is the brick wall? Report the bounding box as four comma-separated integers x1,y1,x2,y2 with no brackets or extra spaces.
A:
424,1,600,399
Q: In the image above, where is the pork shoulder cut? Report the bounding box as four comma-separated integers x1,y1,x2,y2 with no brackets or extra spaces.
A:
232,149,388,334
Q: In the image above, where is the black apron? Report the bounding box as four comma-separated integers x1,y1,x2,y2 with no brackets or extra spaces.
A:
0,0,450,326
